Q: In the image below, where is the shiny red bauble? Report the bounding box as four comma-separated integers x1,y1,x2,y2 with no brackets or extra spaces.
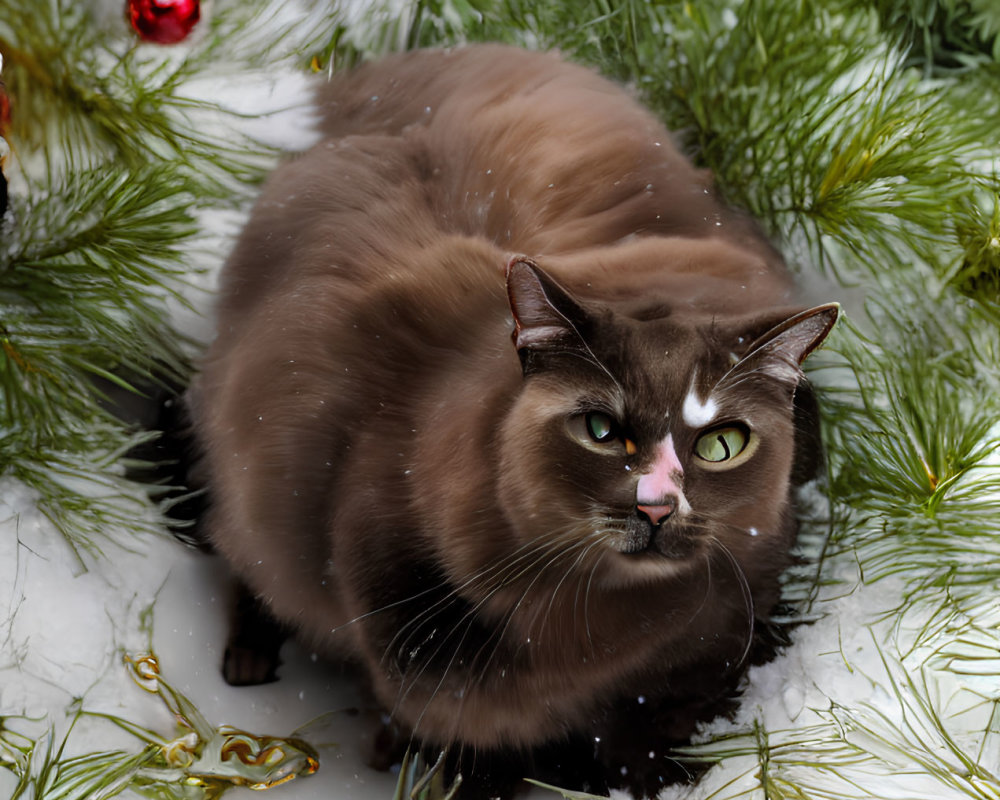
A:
128,0,201,45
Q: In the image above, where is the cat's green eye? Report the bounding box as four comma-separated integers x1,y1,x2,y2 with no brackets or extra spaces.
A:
694,425,752,465
586,411,617,443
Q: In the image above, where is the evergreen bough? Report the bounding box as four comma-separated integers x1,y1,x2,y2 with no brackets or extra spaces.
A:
0,0,332,564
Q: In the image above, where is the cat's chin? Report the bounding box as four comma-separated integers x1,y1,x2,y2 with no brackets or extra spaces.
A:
607,519,701,560
602,541,704,587
651,527,702,560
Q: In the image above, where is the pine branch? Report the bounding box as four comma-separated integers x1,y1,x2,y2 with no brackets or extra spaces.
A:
952,189,1000,306
862,0,1000,72
0,0,335,195
1,163,196,423
0,0,352,557
815,290,1000,607
0,160,198,562
648,1,989,287
5,429,171,572
669,643,1000,800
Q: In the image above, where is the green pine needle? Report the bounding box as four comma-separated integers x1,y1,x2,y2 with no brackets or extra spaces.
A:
525,778,611,799
0,0,349,558
393,749,463,800
863,0,1000,72
0,0,324,196
953,191,1000,305
669,646,1000,800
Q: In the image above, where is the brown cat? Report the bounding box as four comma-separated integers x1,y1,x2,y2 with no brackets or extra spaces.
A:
187,44,837,796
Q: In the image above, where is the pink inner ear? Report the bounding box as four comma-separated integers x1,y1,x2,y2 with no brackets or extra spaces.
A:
637,435,684,504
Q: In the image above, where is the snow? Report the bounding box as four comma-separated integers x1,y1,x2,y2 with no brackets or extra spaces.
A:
0,483,398,799
2,4,999,800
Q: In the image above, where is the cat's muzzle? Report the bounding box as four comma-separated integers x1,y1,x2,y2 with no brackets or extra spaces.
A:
621,501,678,555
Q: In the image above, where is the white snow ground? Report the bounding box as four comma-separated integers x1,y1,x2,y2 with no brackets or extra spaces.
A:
2,3,998,800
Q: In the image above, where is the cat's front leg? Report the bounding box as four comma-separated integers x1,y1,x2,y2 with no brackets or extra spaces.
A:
222,579,290,686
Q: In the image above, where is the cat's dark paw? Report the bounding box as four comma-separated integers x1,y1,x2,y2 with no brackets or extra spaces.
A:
570,684,739,799
365,713,411,771
222,643,282,686
447,748,533,800
222,580,289,686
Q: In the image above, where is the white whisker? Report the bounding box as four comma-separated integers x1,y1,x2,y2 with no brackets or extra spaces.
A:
396,531,591,735
581,547,608,657
707,535,756,669
379,535,556,669
535,529,610,643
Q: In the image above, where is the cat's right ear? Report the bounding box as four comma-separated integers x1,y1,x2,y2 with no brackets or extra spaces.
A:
506,256,594,375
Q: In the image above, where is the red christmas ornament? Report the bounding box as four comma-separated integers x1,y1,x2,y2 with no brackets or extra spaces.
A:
128,0,201,44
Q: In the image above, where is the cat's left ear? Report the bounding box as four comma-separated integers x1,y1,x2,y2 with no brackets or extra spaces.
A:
506,256,595,374
736,303,840,384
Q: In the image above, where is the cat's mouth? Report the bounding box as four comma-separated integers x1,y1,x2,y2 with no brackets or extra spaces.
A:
614,513,697,560
618,518,653,555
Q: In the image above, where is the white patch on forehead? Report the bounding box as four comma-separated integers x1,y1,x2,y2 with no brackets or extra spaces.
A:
682,385,718,428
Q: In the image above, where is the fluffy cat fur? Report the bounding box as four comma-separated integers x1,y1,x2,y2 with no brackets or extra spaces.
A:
187,44,838,796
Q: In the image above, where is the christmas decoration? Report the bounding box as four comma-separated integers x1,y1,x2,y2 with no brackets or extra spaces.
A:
121,653,320,792
128,0,201,44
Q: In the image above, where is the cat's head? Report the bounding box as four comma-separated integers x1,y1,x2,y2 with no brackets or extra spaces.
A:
497,256,838,590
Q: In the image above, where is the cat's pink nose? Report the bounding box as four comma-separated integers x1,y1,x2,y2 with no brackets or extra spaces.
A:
636,502,676,526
